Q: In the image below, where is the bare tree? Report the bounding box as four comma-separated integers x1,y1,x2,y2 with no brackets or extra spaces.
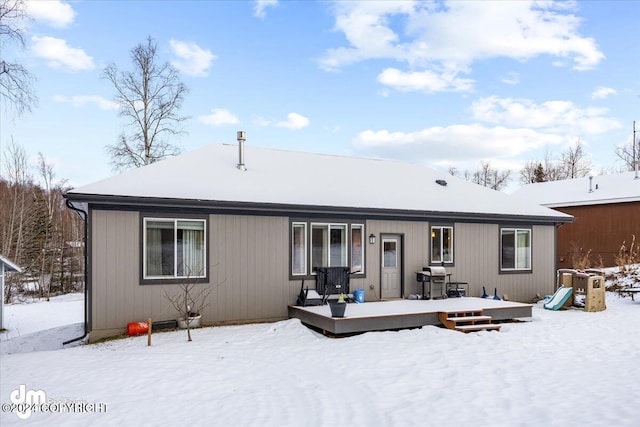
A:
520,141,591,185
562,139,591,179
164,280,213,342
615,124,639,172
0,0,37,116
449,161,511,191
104,36,189,170
472,161,511,191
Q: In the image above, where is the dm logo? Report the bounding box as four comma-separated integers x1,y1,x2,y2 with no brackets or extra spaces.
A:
10,385,46,419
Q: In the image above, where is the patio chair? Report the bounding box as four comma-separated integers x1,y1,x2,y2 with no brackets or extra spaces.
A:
296,280,323,307
316,267,355,304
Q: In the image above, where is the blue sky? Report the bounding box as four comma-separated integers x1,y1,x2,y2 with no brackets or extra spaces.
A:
2,0,639,190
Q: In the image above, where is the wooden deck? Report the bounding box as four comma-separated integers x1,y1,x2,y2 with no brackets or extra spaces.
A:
288,297,533,335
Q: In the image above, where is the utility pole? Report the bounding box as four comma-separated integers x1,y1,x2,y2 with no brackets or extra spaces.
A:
635,121,638,179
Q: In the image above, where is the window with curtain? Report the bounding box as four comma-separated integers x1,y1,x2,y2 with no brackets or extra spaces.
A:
431,225,453,264
351,225,364,274
294,222,363,276
291,223,307,276
144,218,206,279
500,228,531,271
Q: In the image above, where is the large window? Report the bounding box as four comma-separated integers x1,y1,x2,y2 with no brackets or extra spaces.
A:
431,225,453,264
501,228,531,271
291,221,364,276
144,218,206,279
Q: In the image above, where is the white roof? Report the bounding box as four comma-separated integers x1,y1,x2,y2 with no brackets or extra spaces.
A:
0,255,21,273
68,143,570,221
513,171,640,208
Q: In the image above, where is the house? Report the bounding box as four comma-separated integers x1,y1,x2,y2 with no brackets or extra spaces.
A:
513,172,640,268
0,254,22,330
64,136,572,341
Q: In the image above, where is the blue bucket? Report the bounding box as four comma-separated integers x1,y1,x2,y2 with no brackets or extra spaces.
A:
354,289,365,303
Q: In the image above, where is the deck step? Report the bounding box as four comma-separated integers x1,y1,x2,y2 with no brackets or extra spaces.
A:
438,310,500,333
446,315,493,323
455,324,502,332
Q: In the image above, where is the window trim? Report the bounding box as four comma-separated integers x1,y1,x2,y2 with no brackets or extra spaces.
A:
499,227,532,273
140,214,209,285
289,219,366,279
291,222,307,276
430,224,454,266
310,222,348,273
350,224,365,275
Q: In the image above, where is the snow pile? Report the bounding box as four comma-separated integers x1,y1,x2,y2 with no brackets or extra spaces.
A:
1,293,639,426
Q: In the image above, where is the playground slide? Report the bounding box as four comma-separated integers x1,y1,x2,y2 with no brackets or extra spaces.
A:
544,287,573,311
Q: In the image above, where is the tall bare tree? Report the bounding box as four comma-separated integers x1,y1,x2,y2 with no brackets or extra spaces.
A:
104,36,189,170
562,139,591,179
0,0,37,116
615,123,639,172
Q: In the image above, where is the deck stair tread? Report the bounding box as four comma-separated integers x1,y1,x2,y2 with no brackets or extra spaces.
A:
438,310,501,333
445,315,493,323
455,324,501,332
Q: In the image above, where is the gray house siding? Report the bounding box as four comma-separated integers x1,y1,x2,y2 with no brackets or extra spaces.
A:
452,223,556,302
88,209,557,341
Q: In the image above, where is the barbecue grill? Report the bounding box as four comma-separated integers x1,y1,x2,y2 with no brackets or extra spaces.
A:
416,266,447,299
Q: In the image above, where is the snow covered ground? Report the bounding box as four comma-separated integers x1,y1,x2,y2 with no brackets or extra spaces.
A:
1,291,639,426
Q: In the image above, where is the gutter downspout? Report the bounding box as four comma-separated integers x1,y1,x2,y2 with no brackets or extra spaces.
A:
63,199,89,346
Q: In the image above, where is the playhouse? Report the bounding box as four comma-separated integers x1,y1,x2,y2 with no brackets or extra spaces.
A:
547,269,606,312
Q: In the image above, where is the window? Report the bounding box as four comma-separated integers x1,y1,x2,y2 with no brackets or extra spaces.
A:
431,226,453,264
382,239,397,268
351,225,364,274
311,223,347,272
501,228,531,271
144,218,206,279
291,223,307,276
291,221,364,276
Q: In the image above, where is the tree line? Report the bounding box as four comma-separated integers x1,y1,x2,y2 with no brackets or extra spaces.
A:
449,137,638,191
1,142,84,302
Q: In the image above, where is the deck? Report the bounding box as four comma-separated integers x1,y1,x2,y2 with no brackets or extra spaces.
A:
288,297,533,335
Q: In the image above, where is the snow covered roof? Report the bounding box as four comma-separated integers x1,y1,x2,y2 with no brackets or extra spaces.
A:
67,143,571,222
0,255,21,273
512,171,640,208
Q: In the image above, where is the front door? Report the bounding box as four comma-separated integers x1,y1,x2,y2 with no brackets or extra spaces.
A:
381,235,402,299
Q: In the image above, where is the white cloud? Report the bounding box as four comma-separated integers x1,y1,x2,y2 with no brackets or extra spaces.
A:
470,96,621,134
198,109,239,126
169,40,216,77
500,72,520,85
26,0,75,28
275,112,309,130
53,95,118,110
31,36,94,71
591,86,617,100
254,0,278,19
320,1,604,92
253,116,272,127
377,68,474,93
353,125,567,163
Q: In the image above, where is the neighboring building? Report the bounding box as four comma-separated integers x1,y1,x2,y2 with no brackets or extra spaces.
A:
513,172,640,269
0,255,22,330
64,141,572,341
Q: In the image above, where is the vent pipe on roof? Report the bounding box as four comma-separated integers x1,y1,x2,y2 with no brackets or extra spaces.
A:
588,176,593,193
237,130,246,171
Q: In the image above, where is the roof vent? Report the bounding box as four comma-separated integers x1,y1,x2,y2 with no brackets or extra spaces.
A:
237,130,246,171
436,179,447,186
588,176,593,193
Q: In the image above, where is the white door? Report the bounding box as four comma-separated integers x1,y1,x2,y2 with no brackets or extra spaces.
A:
381,236,402,299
